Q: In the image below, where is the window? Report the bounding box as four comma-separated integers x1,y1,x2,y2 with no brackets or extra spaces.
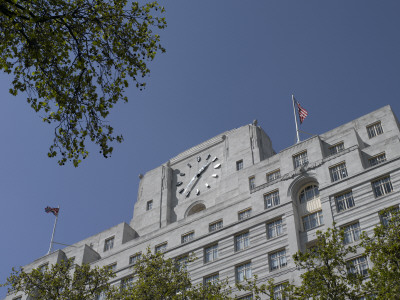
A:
237,294,253,300
204,244,218,263
107,263,117,272
155,242,167,253
306,241,318,253
367,121,383,138
335,191,355,212
379,207,399,226
348,256,368,277
329,162,348,182
236,160,243,171
358,296,377,300
238,208,252,220
369,152,386,167
329,142,344,155
120,276,134,289
104,237,114,252
146,200,153,211
303,211,324,231
204,273,219,285
129,253,141,265
269,249,287,271
299,184,319,204
187,203,206,216
95,292,106,300
266,169,281,183
181,231,194,244
249,176,255,190
235,232,250,252
267,219,283,239
236,262,252,282
209,220,223,232
343,222,361,244
371,175,393,197
293,151,308,168
176,256,188,271
273,283,288,300
264,190,280,209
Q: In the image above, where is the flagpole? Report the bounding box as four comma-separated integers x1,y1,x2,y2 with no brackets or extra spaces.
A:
292,94,300,143
47,205,59,255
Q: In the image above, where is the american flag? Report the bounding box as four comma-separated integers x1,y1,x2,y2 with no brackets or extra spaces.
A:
45,206,59,216
295,99,308,124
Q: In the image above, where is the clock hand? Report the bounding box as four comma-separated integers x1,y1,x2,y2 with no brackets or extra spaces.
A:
184,174,198,196
196,161,211,177
183,161,211,197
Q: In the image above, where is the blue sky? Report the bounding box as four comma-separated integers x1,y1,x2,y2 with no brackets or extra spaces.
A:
1,1,400,296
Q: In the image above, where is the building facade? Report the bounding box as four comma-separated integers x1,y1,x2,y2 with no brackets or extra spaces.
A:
7,105,400,299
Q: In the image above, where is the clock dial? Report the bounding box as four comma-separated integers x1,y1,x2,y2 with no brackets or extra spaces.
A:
176,154,219,199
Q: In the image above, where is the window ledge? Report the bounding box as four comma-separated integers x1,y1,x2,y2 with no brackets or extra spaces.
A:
303,224,324,233
204,258,219,265
234,247,250,254
335,205,357,215
343,240,361,246
269,266,288,273
374,191,394,199
266,234,284,242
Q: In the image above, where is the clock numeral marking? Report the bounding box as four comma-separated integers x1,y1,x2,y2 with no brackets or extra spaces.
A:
214,163,221,169
187,163,192,168
206,154,211,160
179,173,185,176
212,174,218,178
212,157,218,162
176,181,183,187
196,189,200,195
205,183,210,188
197,156,201,162
179,188,185,194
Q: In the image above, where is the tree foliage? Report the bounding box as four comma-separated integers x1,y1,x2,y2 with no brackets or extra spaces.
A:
115,249,233,300
0,0,166,166
7,218,400,300
236,276,288,300
362,208,400,299
2,258,115,299
3,250,235,300
292,226,364,300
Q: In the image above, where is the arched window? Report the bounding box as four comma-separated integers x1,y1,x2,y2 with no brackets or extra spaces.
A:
187,203,206,216
299,184,319,204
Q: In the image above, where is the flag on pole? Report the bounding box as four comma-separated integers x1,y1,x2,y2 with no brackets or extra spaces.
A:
295,99,308,124
45,206,59,216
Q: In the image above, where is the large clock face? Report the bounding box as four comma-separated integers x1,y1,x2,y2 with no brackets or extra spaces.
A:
175,154,221,199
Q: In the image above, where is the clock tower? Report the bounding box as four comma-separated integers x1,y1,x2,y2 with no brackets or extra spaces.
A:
131,121,275,236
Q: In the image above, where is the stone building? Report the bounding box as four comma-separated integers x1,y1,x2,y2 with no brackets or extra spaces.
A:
7,105,400,299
